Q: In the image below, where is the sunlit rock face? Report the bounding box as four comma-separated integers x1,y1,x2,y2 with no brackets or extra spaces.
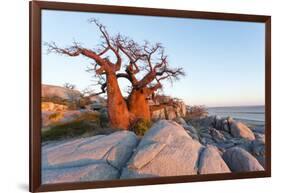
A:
222,147,264,172
42,84,82,101
198,145,231,174
150,95,187,120
121,120,203,178
42,131,138,184
41,119,264,183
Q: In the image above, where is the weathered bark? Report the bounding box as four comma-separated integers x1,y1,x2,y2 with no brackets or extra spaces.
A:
150,104,166,112
106,72,130,129
46,19,185,130
127,89,151,121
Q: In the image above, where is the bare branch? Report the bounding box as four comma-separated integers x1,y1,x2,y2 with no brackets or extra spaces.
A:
97,46,110,56
89,18,122,69
44,41,107,67
46,18,185,103
134,41,185,89
89,82,107,96
45,42,82,56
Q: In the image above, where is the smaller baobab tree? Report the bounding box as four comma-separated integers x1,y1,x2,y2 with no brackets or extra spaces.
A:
45,18,185,130
117,38,184,124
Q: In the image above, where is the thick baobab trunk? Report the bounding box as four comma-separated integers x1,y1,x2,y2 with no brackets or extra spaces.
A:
46,20,185,130
106,73,130,129
127,88,151,121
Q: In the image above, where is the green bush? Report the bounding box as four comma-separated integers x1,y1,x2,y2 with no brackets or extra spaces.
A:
131,119,152,136
42,120,94,141
42,111,100,141
41,111,119,141
48,112,63,121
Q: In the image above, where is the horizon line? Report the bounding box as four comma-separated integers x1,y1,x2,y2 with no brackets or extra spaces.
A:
205,104,265,108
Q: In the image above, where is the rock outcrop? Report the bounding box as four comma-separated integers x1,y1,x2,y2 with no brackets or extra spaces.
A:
87,95,107,111
42,131,138,184
42,102,68,112
41,119,264,184
187,116,265,168
210,128,226,143
222,147,264,172
191,116,257,149
198,145,231,174
121,120,202,178
174,117,199,140
252,127,265,134
229,121,255,141
251,133,266,167
42,84,81,101
42,109,99,128
150,96,186,120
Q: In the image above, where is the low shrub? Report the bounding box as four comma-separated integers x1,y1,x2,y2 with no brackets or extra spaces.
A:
131,119,152,136
42,111,104,141
185,105,208,121
42,120,94,141
99,108,109,128
42,96,92,110
48,112,63,121
77,111,100,123
42,96,68,106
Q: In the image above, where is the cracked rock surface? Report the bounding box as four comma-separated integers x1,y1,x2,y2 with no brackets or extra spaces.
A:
42,119,264,184
121,120,203,178
42,131,138,184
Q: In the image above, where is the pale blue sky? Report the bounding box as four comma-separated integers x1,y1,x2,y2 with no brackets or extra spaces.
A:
42,10,265,107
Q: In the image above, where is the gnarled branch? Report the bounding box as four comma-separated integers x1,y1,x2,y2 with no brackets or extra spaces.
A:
89,18,122,70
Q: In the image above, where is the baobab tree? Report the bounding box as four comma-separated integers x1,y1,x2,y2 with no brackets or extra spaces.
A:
46,19,185,129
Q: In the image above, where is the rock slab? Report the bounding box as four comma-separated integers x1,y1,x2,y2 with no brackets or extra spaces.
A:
230,121,255,141
42,84,81,100
222,147,264,172
121,120,203,178
42,131,138,184
198,146,231,174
